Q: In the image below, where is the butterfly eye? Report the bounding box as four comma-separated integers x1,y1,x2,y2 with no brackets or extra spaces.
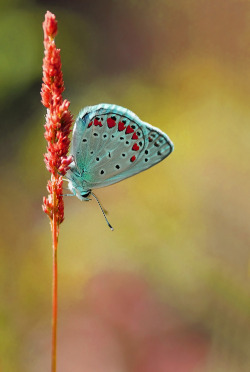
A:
81,191,91,198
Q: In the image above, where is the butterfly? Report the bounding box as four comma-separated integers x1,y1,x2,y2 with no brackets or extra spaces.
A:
65,103,174,229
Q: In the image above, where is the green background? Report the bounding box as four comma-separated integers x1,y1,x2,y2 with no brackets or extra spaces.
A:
0,0,250,371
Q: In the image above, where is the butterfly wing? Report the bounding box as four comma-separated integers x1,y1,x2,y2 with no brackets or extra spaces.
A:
70,104,174,190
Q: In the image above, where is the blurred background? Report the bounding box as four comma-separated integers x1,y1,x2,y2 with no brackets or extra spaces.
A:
1,0,250,371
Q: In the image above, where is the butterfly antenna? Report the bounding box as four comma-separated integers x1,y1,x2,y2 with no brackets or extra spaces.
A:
91,192,114,231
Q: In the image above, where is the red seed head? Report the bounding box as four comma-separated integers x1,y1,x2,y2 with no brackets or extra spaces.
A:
41,11,73,224
43,11,58,40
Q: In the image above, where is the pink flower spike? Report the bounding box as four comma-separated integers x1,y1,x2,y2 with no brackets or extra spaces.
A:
41,10,73,224
43,11,58,40
41,12,74,372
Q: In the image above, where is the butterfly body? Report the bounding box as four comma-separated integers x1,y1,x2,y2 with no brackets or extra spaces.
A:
66,104,174,201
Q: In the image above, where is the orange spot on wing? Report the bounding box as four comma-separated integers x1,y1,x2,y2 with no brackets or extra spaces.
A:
94,118,102,126
107,118,116,128
132,143,139,151
132,133,138,140
118,121,126,131
125,125,134,134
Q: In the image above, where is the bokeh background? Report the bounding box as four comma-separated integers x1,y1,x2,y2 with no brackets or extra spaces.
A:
1,0,250,371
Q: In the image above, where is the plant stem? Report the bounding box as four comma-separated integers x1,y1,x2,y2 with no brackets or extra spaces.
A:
42,12,73,371
51,182,58,372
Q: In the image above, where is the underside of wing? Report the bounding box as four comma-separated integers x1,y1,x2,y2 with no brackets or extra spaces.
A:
70,104,174,190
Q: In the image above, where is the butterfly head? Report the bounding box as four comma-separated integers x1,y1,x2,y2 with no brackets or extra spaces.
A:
66,163,91,201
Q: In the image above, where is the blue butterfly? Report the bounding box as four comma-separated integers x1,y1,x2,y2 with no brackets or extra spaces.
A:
66,104,174,229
